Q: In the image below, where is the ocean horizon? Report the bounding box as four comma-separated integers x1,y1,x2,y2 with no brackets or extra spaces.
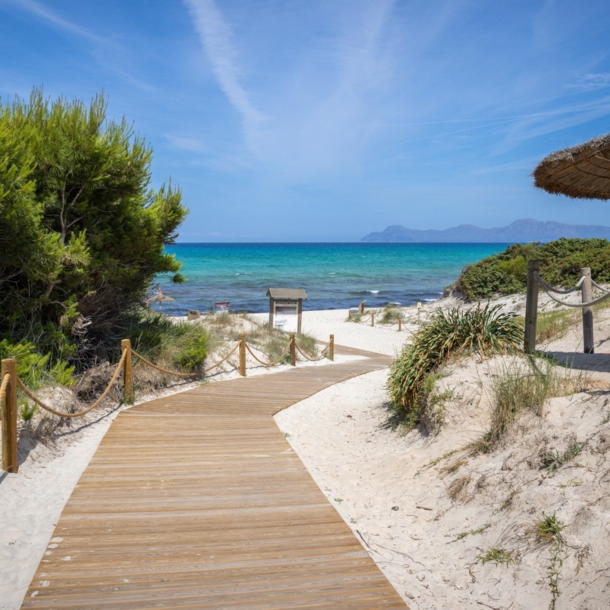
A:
157,242,508,315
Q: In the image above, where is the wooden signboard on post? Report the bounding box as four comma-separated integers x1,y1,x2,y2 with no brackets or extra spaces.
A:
266,288,307,334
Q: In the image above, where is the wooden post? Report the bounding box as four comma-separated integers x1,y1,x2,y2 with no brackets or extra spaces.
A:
329,334,334,361
371,312,375,327
121,339,134,405
398,317,402,332
524,260,540,354
581,267,594,354
268,297,274,328
297,298,303,335
2,358,18,473
290,334,296,366
239,334,246,377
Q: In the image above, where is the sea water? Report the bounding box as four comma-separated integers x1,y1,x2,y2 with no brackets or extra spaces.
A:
156,243,507,314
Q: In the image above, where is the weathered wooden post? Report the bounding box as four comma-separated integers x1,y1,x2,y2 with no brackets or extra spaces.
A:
398,317,402,332
524,260,540,354
290,334,296,366
581,267,594,354
329,334,334,361
371,312,375,327
121,339,134,404
1,358,18,473
239,334,246,376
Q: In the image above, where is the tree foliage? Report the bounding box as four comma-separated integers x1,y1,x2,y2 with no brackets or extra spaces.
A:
452,238,610,300
0,89,187,366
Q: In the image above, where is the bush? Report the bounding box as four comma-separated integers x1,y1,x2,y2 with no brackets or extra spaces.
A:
0,89,187,366
452,238,610,300
388,305,522,427
124,311,210,373
0,339,75,389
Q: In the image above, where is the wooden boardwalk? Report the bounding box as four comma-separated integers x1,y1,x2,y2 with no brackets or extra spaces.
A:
22,346,407,609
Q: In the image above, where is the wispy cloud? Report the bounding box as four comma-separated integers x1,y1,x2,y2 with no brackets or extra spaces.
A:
566,72,610,91
2,0,108,44
183,0,265,138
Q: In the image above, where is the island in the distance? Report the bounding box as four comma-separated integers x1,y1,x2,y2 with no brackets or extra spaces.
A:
361,218,610,243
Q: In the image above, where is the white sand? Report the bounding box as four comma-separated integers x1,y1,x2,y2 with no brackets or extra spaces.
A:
3,296,610,609
275,298,610,609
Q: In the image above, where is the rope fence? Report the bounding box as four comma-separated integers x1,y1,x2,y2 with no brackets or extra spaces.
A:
525,261,609,355
1,332,335,474
347,310,405,330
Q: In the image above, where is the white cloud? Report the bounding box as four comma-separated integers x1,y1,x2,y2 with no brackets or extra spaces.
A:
183,0,265,138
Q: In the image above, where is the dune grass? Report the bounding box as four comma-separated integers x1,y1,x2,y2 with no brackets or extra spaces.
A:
471,357,586,453
388,304,522,429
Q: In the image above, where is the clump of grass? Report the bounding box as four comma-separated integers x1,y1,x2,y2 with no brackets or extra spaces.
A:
536,309,580,343
388,304,522,428
476,547,514,566
447,475,471,502
378,304,404,324
542,443,583,473
530,512,569,609
484,357,583,449
20,401,38,422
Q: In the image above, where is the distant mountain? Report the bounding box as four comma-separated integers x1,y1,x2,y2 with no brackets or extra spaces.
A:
361,219,610,243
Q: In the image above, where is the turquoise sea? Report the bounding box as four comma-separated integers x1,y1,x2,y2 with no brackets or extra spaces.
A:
157,243,508,314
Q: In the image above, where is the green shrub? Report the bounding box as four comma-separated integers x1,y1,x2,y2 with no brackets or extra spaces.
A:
452,238,610,300
0,339,75,389
389,305,522,427
173,332,209,371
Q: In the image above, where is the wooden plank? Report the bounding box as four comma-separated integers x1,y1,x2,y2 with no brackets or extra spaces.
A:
21,346,406,609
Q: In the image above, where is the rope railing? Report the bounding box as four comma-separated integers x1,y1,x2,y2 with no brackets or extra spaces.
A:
294,342,331,362
534,272,610,308
244,341,291,367
534,274,586,295
0,372,9,404
131,343,240,377
15,350,128,419
1,331,336,474
525,261,606,355
348,309,404,330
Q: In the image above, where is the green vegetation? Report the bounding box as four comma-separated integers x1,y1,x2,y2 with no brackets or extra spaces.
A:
530,513,569,609
454,523,491,541
378,304,404,324
476,358,582,452
452,238,610,300
542,442,583,473
534,309,580,344
0,89,186,371
475,547,514,566
0,339,75,389
388,305,522,428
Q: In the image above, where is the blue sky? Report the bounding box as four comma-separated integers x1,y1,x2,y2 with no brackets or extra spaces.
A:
1,0,610,241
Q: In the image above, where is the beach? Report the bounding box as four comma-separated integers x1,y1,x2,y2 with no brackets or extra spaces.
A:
2,293,610,609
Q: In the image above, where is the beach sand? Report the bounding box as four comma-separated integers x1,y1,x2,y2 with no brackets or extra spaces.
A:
2,295,610,608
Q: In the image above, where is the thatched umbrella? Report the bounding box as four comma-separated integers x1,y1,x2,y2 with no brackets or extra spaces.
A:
147,285,174,314
533,133,610,200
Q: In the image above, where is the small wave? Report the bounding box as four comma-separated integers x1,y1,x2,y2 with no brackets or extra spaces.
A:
367,290,380,294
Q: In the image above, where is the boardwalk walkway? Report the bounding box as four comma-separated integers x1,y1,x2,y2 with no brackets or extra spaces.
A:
22,346,407,609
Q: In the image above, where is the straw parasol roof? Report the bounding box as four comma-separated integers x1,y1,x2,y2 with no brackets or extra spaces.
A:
533,133,610,200
147,285,174,313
